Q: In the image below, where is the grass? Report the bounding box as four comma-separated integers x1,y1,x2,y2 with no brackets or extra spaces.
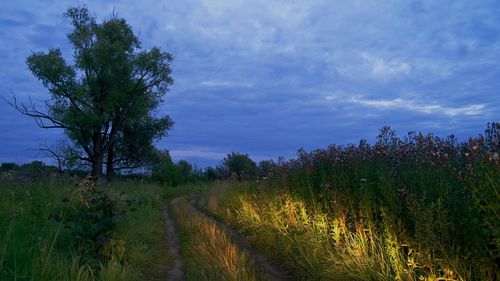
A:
205,126,499,281
163,181,212,199
207,181,477,281
1,126,496,280
0,178,170,281
170,196,269,281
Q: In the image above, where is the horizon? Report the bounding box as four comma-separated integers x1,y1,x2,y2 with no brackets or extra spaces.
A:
1,1,499,168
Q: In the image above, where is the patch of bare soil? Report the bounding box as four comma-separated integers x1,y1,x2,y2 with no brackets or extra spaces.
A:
163,203,184,281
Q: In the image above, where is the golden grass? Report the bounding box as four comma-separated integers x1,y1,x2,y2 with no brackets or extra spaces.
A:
206,182,467,281
170,197,269,281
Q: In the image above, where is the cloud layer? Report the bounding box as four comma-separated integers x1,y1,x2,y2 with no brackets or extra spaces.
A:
1,0,499,166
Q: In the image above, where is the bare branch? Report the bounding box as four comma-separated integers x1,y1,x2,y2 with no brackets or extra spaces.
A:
4,93,70,129
36,144,65,171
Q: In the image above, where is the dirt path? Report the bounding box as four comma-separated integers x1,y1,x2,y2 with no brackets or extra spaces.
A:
163,203,184,281
188,197,293,281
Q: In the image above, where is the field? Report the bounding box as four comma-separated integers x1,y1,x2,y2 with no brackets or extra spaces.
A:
1,127,499,281
203,129,499,280
0,178,171,281
2,2,499,280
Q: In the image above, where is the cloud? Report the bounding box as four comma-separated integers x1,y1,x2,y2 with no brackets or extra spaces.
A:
1,0,499,167
170,149,227,160
361,53,412,78
199,80,253,88
349,96,485,116
169,149,276,165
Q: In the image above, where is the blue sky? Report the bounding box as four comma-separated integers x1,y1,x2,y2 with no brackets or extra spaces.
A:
1,0,499,167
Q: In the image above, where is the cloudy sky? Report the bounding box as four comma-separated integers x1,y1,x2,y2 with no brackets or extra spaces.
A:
1,0,499,167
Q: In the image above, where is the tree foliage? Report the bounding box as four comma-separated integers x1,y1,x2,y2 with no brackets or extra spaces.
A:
7,7,173,180
219,152,257,180
147,149,205,186
257,160,277,177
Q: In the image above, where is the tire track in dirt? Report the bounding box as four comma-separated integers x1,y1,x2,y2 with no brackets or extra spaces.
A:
163,203,184,281
187,197,293,281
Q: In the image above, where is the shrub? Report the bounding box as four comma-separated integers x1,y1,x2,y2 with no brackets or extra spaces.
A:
51,176,124,264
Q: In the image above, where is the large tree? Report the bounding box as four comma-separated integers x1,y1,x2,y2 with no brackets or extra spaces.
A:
8,7,173,180
106,114,172,180
219,152,257,180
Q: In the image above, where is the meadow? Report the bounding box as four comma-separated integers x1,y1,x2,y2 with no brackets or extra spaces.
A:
0,178,171,281
0,176,249,281
205,125,499,281
0,124,498,281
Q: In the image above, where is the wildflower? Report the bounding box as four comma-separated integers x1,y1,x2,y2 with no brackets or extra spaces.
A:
493,152,499,160
360,178,368,182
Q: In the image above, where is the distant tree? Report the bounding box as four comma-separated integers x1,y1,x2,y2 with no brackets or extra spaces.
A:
19,161,58,180
147,149,176,185
258,160,277,177
146,150,209,185
0,163,19,172
204,166,220,180
5,7,173,180
485,122,500,153
219,152,257,180
176,160,193,183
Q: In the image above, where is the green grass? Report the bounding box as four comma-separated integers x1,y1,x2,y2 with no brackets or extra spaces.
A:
0,179,171,281
163,181,212,199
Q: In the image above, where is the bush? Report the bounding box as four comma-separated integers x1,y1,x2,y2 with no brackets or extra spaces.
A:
51,176,127,264
0,162,18,172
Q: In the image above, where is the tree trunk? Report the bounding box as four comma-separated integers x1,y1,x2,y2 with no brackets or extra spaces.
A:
106,146,114,182
91,157,103,180
91,131,104,180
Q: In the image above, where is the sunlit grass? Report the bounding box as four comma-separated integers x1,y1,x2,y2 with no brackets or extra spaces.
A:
170,196,269,281
207,180,495,281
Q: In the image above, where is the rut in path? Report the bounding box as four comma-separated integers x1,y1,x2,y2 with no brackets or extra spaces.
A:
188,197,293,281
163,204,184,281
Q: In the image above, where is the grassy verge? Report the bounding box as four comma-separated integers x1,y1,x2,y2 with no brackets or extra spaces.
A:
206,126,499,281
207,178,497,281
170,196,269,281
164,182,212,199
0,179,169,281
208,182,396,280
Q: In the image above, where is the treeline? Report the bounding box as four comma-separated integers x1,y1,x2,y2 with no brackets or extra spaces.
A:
0,150,274,186
145,149,279,185
0,161,63,182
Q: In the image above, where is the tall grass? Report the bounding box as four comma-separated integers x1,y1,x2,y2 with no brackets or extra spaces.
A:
208,124,499,281
0,179,169,281
170,196,269,281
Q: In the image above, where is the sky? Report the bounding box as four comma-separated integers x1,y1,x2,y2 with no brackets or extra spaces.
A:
1,0,499,167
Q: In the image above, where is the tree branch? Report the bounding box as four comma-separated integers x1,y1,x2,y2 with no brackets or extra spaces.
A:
3,94,70,129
